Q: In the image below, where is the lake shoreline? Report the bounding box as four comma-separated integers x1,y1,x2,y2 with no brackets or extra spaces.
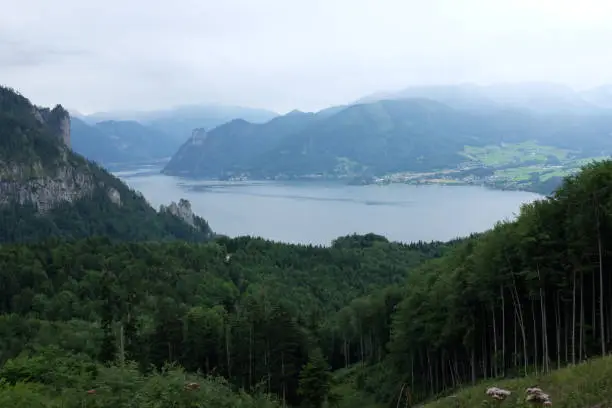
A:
156,172,551,197
159,167,553,198
111,159,556,196
116,167,542,246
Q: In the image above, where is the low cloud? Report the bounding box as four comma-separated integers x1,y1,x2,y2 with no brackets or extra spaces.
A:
0,36,87,67
2,0,612,114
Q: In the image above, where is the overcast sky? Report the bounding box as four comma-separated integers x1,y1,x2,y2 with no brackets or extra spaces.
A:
2,0,612,114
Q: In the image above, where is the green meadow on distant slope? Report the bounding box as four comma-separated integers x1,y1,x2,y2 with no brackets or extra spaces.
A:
164,98,612,195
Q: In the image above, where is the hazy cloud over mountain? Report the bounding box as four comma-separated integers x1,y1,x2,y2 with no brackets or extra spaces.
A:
2,0,612,113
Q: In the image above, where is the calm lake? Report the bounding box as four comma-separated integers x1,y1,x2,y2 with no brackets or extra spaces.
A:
114,166,542,246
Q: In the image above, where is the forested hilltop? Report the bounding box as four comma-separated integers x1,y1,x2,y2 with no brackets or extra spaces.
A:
0,235,453,407
0,85,212,243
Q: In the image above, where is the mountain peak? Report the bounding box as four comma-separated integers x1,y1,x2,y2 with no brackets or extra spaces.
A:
227,118,252,126
285,109,306,116
0,85,213,243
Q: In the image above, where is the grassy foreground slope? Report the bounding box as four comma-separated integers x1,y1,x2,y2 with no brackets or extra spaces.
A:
424,356,612,408
331,356,612,408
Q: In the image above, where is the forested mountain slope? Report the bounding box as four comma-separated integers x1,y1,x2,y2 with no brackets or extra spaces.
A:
164,98,612,183
0,86,212,242
0,235,452,407
164,110,316,177
326,159,612,407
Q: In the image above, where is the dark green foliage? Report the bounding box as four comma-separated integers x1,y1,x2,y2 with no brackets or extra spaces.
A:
330,159,612,408
0,350,280,407
526,174,565,195
0,87,63,167
331,233,389,249
0,234,444,406
298,348,333,408
99,273,117,364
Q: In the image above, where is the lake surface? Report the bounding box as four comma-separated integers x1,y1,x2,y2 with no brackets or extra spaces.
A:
115,166,543,246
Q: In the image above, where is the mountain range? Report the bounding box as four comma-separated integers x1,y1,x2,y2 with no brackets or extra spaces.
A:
162,87,612,184
70,118,178,165
356,82,612,114
70,105,278,166
64,81,612,194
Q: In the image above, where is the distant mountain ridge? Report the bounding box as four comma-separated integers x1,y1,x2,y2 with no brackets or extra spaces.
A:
581,85,612,109
77,104,278,141
356,82,612,114
71,118,177,166
163,93,612,182
69,104,279,166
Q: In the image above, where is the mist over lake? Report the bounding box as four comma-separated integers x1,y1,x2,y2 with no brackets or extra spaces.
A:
115,166,542,246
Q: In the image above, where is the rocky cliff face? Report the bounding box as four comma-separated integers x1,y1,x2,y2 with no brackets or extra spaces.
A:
57,109,71,147
34,105,71,147
160,198,196,227
162,128,209,175
0,160,94,212
0,85,214,242
189,128,208,145
0,149,128,213
1,88,96,212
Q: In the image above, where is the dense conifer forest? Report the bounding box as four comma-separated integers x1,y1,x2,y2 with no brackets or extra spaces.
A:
0,234,450,407
332,160,612,407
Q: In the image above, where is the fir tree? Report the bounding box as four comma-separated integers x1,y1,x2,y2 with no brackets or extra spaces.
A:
298,348,332,408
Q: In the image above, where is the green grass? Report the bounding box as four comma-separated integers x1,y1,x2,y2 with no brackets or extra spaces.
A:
423,356,612,408
461,141,572,167
328,365,384,408
494,166,542,181
540,168,573,181
331,356,612,408
377,146,608,194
